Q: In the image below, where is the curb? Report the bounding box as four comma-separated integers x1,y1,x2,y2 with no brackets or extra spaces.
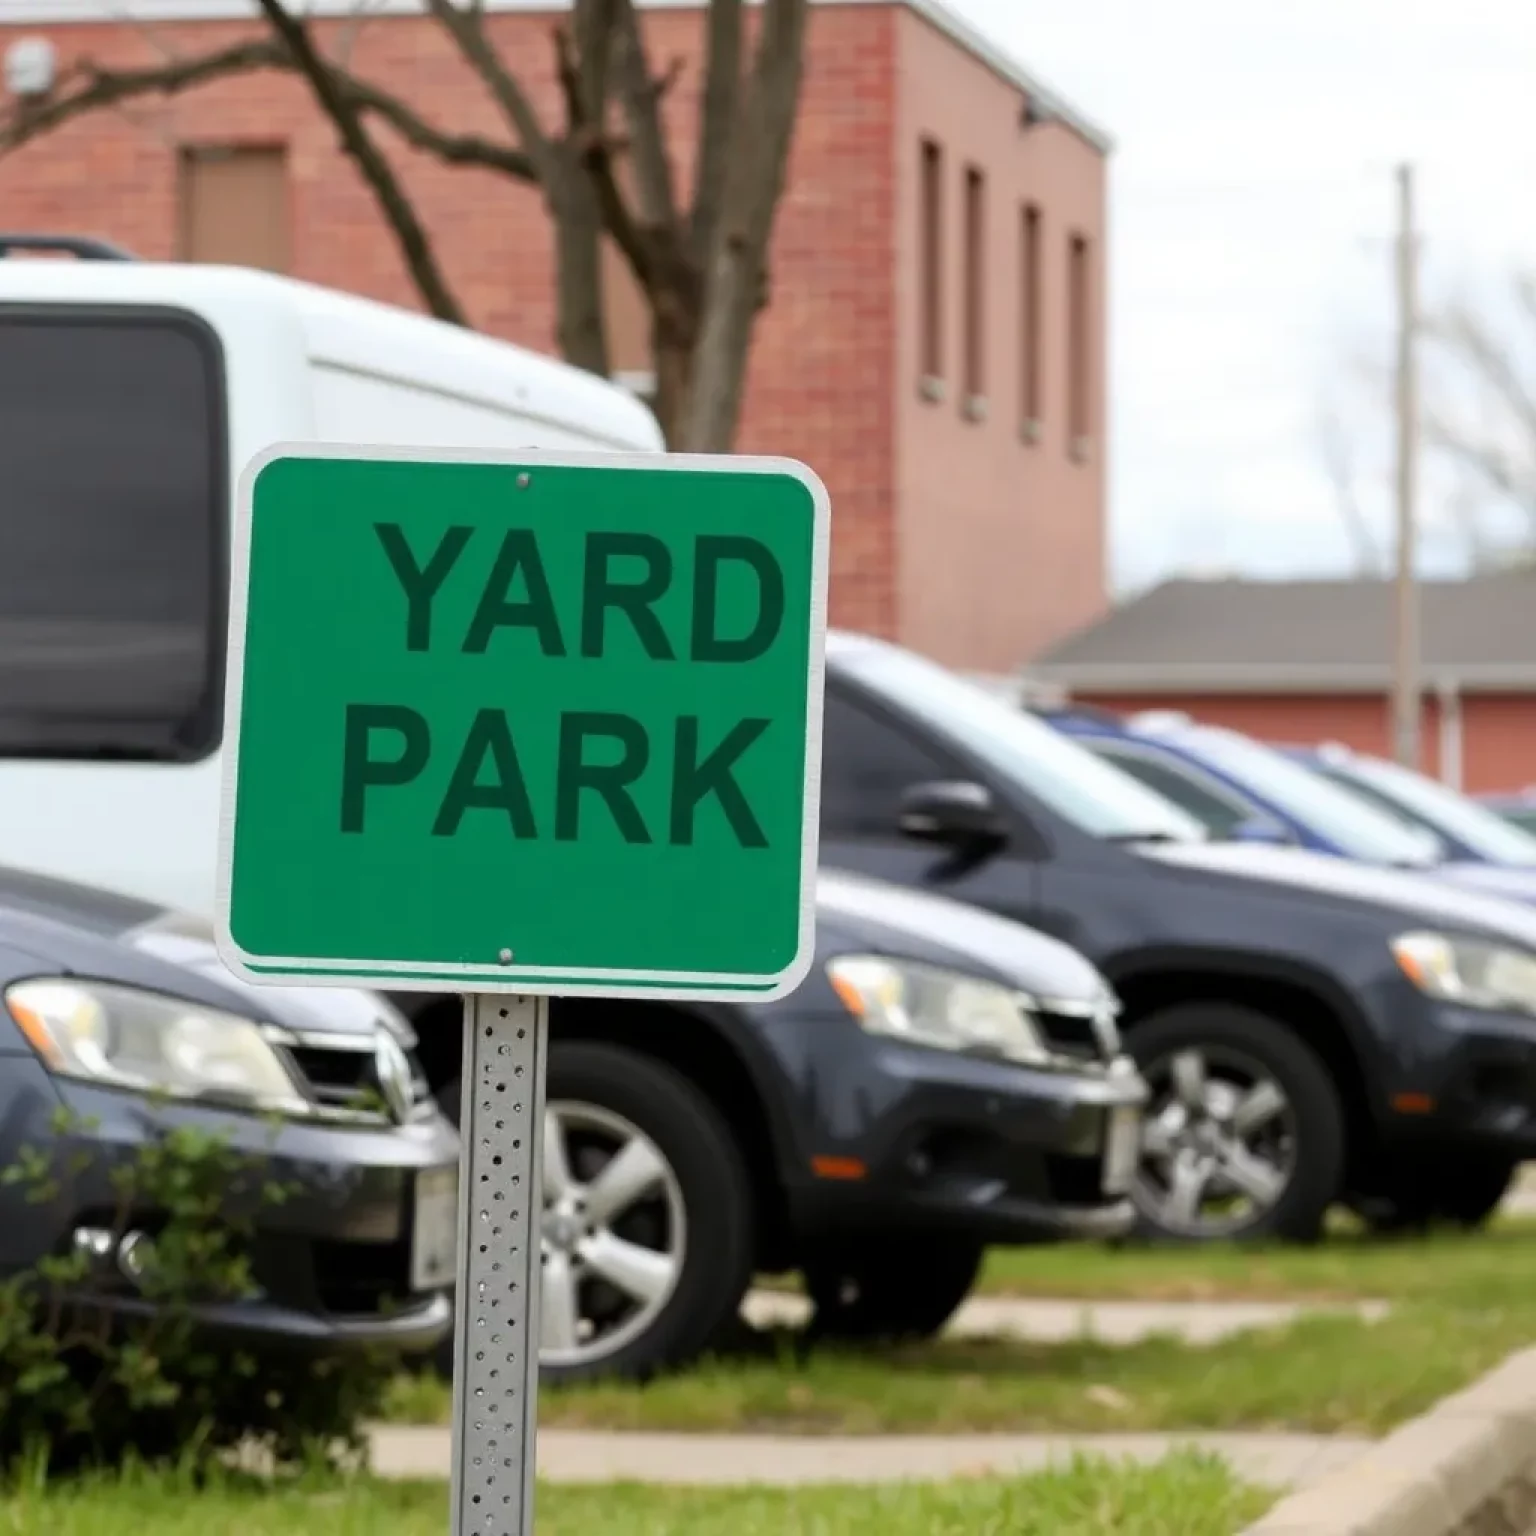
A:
1241,1347,1536,1536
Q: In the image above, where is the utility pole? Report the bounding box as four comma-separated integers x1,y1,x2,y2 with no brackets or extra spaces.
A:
1391,162,1422,768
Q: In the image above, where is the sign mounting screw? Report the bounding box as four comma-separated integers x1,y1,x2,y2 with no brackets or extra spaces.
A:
516,473,531,489
498,948,514,965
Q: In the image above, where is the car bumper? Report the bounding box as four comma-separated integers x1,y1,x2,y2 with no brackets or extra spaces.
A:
776,1019,1147,1245
1404,1002,1536,1153
11,1079,461,1355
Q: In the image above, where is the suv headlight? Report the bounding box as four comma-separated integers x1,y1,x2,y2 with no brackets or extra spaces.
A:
828,956,1050,1066
7,978,309,1115
1391,932,1536,1015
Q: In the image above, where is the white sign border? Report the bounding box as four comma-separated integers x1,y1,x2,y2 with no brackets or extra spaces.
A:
214,441,830,1005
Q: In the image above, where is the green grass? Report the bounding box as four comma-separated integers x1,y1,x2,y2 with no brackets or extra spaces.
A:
377,1220,1536,1436
977,1217,1536,1304
0,1456,1271,1536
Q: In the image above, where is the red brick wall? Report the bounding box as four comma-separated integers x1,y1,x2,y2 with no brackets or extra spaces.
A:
0,5,902,636
1073,690,1536,794
893,7,1107,672
1460,696,1536,793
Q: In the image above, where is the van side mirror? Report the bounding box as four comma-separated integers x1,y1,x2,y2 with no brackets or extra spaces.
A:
898,781,1003,845
1230,816,1292,847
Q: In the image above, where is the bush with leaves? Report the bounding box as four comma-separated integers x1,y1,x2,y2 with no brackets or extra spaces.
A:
0,1110,395,1475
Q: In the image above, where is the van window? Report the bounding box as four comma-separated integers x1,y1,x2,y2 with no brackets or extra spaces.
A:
0,310,224,760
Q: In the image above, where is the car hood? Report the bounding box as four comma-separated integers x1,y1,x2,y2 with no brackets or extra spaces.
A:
815,869,1108,1004
1436,862,1536,905
1140,840,1536,947
0,863,404,1041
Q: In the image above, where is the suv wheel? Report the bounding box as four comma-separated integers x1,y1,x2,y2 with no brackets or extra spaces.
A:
1349,1151,1518,1233
1127,1005,1344,1243
803,1239,983,1342
438,1043,755,1384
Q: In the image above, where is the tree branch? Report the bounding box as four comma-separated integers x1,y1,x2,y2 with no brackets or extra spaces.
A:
256,0,467,326
611,0,681,238
0,39,286,157
573,0,620,122
424,0,554,177
345,72,534,177
1431,302,1536,450
681,0,810,450
0,32,535,181
690,0,741,259
554,16,650,285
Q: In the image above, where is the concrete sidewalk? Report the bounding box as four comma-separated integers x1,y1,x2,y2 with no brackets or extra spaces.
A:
741,1290,1389,1344
1508,1163,1536,1218
369,1424,1370,1491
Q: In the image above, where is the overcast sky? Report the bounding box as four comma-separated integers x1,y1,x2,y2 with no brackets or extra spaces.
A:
947,0,1536,592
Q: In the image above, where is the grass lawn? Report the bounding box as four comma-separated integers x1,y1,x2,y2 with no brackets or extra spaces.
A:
977,1215,1536,1304
0,1456,1270,1536
380,1219,1536,1437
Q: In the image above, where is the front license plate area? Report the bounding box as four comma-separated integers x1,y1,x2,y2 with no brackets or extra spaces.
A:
1103,1105,1141,1196
411,1165,458,1292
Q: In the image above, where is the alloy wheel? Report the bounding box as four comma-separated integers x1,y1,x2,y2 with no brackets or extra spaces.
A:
539,1100,687,1369
1133,1045,1297,1237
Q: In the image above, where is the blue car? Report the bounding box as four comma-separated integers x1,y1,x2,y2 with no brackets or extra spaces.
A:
1292,743,1536,871
1043,708,1536,905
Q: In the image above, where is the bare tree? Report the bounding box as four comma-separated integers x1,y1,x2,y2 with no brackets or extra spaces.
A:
0,0,811,452
1420,275,1536,551
1315,269,1536,574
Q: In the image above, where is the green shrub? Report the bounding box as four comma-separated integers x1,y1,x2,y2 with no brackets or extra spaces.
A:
0,1113,394,1476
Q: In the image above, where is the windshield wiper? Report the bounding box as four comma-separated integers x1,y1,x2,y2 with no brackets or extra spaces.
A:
1103,830,1189,846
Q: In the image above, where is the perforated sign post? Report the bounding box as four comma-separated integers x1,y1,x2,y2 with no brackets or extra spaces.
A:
215,444,829,1536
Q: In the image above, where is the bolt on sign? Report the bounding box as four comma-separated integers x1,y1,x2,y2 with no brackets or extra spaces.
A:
216,444,829,1000
215,443,829,1536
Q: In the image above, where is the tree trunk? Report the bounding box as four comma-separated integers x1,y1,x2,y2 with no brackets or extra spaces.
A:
650,322,694,448
548,153,610,379
678,0,809,452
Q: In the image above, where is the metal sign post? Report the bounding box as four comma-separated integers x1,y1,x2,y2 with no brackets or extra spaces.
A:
448,996,546,1536
214,443,829,1533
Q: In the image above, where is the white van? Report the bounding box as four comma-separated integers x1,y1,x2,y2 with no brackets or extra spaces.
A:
0,245,663,918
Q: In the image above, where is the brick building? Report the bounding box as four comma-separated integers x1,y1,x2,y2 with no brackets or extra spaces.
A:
0,0,1110,672
1025,573,1536,793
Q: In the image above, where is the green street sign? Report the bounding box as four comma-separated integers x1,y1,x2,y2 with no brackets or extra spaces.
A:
216,445,829,1000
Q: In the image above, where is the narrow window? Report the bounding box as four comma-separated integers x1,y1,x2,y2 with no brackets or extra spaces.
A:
179,145,290,272
1021,204,1042,435
919,139,943,389
963,166,985,412
1068,232,1091,452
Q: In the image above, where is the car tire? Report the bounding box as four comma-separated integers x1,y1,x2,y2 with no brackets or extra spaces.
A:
432,1047,754,1384
535,1042,755,1385
802,1238,983,1342
1349,1151,1517,1234
1127,1004,1344,1244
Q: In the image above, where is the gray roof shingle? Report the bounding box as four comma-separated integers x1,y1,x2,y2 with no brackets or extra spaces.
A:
1027,572,1536,693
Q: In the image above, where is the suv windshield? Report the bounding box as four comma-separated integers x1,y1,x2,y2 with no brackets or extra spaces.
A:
832,639,1206,843
1169,727,1443,866
1321,755,1536,867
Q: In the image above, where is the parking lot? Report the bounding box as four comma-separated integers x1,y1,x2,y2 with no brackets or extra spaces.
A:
7,5,1536,1536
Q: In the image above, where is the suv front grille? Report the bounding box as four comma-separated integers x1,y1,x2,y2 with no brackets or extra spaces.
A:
310,1238,412,1314
1032,997,1121,1065
275,1032,434,1122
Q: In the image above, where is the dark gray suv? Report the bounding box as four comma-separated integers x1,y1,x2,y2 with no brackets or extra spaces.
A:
0,865,458,1352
